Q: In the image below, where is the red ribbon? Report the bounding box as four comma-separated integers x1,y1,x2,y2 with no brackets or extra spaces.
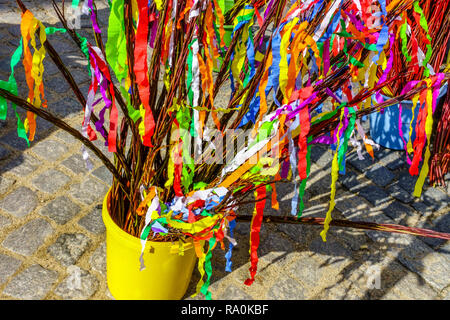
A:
297,105,310,180
89,47,118,153
244,185,267,286
135,0,155,147
187,199,206,223
409,89,428,175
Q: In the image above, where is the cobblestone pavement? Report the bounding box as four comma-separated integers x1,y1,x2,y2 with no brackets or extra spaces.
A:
0,1,449,300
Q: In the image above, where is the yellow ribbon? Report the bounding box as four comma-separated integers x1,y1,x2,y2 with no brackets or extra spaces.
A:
21,10,47,141
413,79,434,197
320,108,345,242
407,94,419,154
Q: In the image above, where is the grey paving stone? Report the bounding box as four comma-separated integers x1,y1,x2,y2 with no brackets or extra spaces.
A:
35,116,54,133
0,154,40,176
47,233,91,266
0,58,12,73
0,176,15,195
61,153,92,174
0,186,38,218
39,196,81,225
79,83,91,97
70,69,90,84
0,130,32,151
358,185,391,206
338,170,363,191
54,266,99,300
266,275,305,299
42,59,60,76
52,98,83,119
218,284,253,300
31,139,68,162
420,215,450,249
364,163,396,187
397,239,450,291
0,214,11,229
328,228,368,252
322,281,366,300
234,221,252,235
31,169,70,194
387,183,414,204
310,145,333,167
0,145,11,160
78,206,106,235
421,187,449,211
258,232,294,258
49,37,78,54
411,201,434,216
391,272,440,300
54,129,79,145
444,289,450,300
69,177,109,205
375,148,407,170
365,230,414,256
44,76,71,94
91,138,110,152
2,218,53,256
397,171,418,194
289,254,321,288
334,192,371,219
353,255,408,298
90,242,106,276
276,223,321,246
382,201,415,224
309,234,353,266
347,151,375,172
3,264,58,300
91,166,113,184
0,253,22,285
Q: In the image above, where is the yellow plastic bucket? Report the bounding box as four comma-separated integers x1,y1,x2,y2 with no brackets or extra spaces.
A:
102,190,197,300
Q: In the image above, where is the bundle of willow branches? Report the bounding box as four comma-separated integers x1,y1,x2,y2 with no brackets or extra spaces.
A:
1,0,449,298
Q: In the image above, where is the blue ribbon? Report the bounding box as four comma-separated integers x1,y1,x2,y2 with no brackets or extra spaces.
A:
225,220,236,272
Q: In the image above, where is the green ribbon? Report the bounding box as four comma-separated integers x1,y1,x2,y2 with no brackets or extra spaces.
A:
200,235,217,300
177,106,195,193
105,0,128,83
297,136,312,218
413,0,433,77
400,16,412,62
119,86,141,122
338,107,356,173
186,39,197,138
338,19,364,68
0,38,29,146
248,119,276,149
311,102,346,126
194,181,208,190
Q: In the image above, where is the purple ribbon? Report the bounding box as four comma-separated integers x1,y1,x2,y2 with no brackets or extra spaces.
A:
286,92,318,121
264,0,275,20
85,0,102,34
374,33,395,104
89,50,109,142
325,87,341,103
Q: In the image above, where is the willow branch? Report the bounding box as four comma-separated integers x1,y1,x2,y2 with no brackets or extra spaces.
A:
0,88,128,193
235,215,450,240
